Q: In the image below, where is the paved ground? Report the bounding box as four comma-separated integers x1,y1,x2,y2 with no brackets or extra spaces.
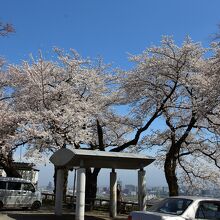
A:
0,209,127,220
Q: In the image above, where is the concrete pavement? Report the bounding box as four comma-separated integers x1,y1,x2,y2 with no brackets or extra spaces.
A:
0,210,127,220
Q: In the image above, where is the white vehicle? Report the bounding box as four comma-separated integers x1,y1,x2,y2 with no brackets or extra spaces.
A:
0,177,42,210
129,196,220,220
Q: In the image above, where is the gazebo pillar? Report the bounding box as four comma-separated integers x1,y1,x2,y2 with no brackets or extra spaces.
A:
138,168,147,211
76,168,86,220
110,169,117,217
50,148,155,217
55,168,64,215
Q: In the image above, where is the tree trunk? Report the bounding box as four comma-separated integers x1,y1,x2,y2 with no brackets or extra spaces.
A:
0,152,21,178
163,114,197,196
53,167,100,208
53,167,69,202
85,167,100,210
164,152,179,196
53,166,57,195
63,168,68,202
84,120,103,210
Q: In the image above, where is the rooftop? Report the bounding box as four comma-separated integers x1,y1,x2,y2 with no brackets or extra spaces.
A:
50,148,155,170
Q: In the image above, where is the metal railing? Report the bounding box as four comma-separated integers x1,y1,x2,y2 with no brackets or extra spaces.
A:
41,192,140,213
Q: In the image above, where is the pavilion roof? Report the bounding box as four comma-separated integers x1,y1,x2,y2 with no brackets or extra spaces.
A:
50,148,155,170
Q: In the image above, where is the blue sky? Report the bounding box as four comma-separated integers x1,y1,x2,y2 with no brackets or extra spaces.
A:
1,0,220,187
1,0,220,66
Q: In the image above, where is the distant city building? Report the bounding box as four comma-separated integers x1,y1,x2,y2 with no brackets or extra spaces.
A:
97,183,220,201
124,184,137,195
46,181,53,191
125,184,136,192
130,191,137,196
102,187,109,194
117,180,123,190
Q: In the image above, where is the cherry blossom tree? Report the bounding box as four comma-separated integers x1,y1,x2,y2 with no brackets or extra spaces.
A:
9,49,122,154
0,20,14,36
4,36,220,199
8,49,133,199
83,37,210,199
213,23,220,44
123,37,220,196
0,60,22,177
0,19,19,177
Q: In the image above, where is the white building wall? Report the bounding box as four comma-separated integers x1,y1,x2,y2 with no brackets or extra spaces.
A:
0,168,39,186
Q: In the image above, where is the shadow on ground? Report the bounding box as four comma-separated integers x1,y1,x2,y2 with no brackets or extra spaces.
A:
1,212,127,220
1,213,109,220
